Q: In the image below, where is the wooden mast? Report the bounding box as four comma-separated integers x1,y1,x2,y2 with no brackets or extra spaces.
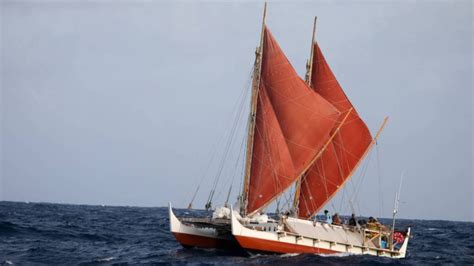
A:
292,16,318,215
305,16,318,86
241,2,267,216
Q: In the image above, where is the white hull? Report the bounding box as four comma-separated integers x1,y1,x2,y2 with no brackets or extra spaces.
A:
168,203,238,249
231,208,410,258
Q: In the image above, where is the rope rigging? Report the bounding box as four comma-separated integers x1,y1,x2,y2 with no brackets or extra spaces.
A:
296,125,387,224
203,67,254,211
187,144,219,209
375,142,384,218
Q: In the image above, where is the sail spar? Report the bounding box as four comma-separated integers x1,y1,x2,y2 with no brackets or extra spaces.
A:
246,28,340,215
297,43,373,218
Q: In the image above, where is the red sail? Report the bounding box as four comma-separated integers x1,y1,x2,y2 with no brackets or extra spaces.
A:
246,83,295,213
298,43,373,218
247,28,340,214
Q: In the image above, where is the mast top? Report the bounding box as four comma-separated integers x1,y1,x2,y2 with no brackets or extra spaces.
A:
259,2,268,49
305,16,318,86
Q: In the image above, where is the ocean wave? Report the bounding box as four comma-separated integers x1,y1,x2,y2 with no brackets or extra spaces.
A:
0,221,18,234
96,256,116,262
0,201,473,264
279,253,299,257
318,252,358,258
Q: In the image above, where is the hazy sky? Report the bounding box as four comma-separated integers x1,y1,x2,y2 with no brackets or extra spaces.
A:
1,1,472,222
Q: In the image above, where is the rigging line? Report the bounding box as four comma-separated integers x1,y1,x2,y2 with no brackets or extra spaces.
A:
192,82,254,208
350,149,374,210
292,108,354,211
207,67,253,206
375,143,384,218
331,130,357,216
300,165,319,218
238,129,249,202
344,170,360,216
239,86,254,203
319,151,330,205
335,131,352,177
326,137,346,215
260,78,343,123
252,109,282,209
330,201,337,214
187,143,219,208
335,133,366,216
347,158,365,217
230,131,248,196
275,196,281,214
298,133,372,214
302,153,329,216
300,173,315,218
354,152,372,200
339,181,346,215
261,98,287,209
248,84,290,214
329,136,371,161
224,185,232,207
237,143,247,208
313,142,373,219
261,77,362,124
215,128,247,204
287,184,295,211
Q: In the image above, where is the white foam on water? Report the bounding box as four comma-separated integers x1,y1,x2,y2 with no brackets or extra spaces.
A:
97,257,116,262
318,252,357,258
249,253,263,259
279,253,299,257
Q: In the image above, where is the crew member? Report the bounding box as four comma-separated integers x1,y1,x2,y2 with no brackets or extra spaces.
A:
324,210,332,224
348,213,358,226
332,213,342,225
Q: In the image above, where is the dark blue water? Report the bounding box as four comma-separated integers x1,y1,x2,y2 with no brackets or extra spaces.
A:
0,201,473,264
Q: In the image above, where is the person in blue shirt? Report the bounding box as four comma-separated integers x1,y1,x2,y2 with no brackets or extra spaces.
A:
324,210,332,224
381,236,388,249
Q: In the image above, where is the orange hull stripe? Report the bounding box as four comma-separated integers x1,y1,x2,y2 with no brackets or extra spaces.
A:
172,232,235,249
235,235,338,254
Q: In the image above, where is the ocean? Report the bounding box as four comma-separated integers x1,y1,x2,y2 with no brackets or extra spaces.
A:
0,201,472,264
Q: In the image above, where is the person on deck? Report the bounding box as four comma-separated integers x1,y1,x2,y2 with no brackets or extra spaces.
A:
367,216,388,231
381,236,388,249
324,210,332,224
332,213,342,225
348,213,358,226
367,217,378,230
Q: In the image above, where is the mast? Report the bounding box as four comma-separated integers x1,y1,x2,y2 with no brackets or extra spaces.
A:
305,16,317,86
390,171,404,250
292,16,318,215
241,2,267,216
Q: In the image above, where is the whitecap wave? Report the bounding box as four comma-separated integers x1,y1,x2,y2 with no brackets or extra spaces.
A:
97,257,116,262
279,253,299,257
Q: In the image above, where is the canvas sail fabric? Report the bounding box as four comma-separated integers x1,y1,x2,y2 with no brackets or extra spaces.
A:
297,43,372,218
246,28,340,215
246,83,295,214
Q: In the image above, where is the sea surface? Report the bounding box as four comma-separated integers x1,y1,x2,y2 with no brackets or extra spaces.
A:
0,201,473,265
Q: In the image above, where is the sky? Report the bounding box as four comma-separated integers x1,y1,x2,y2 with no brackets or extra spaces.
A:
0,1,472,222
